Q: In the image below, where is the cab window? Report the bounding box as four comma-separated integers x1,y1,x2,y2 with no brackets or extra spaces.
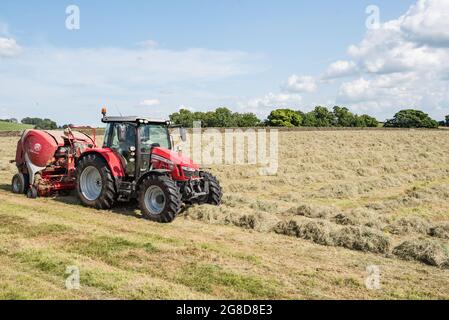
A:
140,124,170,149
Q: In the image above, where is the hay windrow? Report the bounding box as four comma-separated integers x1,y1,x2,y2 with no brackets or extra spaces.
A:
428,224,449,240
334,213,360,226
332,226,391,254
393,240,449,268
287,204,336,219
387,217,430,235
274,219,335,246
275,219,390,254
298,221,335,246
184,205,280,233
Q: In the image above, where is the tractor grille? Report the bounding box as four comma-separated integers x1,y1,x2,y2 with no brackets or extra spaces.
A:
183,169,200,178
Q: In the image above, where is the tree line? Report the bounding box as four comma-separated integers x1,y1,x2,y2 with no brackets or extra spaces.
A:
265,106,379,128
4,108,445,130
169,108,261,128
169,107,441,129
21,117,58,130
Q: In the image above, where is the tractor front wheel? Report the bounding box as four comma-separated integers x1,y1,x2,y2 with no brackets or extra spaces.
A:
76,154,116,209
199,172,222,205
138,175,181,223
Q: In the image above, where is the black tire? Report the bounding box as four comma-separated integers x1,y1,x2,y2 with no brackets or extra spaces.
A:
200,172,222,205
138,175,181,223
12,173,28,194
26,186,38,199
76,154,116,209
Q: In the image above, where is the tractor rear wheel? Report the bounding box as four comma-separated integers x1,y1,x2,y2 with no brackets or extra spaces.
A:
12,173,29,194
138,175,181,223
76,154,116,209
199,172,222,205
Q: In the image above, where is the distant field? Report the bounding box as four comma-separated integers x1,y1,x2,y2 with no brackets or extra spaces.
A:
0,121,33,131
0,130,448,299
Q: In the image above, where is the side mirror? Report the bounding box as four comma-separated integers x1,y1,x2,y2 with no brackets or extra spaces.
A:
117,125,127,143
180,127,187,142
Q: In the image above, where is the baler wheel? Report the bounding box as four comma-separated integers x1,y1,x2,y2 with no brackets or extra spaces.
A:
26,186,38,199
199,172,222,205
11,173,28,194
139,175,181,223
76,154,116,209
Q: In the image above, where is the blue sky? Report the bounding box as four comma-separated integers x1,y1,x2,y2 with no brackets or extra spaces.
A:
2,0,449,125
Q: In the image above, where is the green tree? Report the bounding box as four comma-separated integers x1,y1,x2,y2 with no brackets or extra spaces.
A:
359,114,379,127
384,109,439,129
302,106,335,127
169,107,262,128
21,117,57,130
333,106,357,127
301,112,317,127
233,112,261,127
35,119,58,130
169,109,196,127
212,107,236,127
266,109,302,127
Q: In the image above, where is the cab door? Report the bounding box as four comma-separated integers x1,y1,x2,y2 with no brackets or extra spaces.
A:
104,123,137,176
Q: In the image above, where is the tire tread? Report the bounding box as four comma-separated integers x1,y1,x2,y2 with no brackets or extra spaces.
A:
138,175,181,223
76,154,116,209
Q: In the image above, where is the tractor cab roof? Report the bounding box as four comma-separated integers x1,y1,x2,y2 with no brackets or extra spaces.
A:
102,116,170,126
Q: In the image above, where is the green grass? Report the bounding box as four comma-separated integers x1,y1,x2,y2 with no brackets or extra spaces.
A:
0,121,33,131
67,235,159,266
178,263,280,299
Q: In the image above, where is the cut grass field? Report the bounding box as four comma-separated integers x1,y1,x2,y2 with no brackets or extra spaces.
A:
0,121,33,132
0,130,449,299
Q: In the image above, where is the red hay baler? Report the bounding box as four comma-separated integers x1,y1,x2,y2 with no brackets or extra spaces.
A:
12,128,96,198
11,109,222,223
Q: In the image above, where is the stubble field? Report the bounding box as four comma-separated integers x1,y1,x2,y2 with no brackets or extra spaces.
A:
0,130,448,299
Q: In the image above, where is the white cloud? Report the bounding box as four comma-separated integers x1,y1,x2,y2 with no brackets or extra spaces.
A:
0,44,259,124
401,0,449,47
255,0,449,119
347,0,449,75
140,99,160,106
323,60,357,79
285,75,317,93
337,73,430,114
0,37,21,57
331,0,449,119
338,78,372,102
246,93,302,113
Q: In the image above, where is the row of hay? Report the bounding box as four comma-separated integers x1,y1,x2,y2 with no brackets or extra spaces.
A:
274,218,449,268
274,219,391,254
185,203,449,268
287,203,449,240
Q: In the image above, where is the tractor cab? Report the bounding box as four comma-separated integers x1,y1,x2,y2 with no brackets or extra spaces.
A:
101,115,179,177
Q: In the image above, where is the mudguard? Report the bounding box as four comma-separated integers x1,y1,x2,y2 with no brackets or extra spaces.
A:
79,148,126,177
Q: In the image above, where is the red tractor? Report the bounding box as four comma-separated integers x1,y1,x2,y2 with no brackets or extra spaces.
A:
11,109,222,223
